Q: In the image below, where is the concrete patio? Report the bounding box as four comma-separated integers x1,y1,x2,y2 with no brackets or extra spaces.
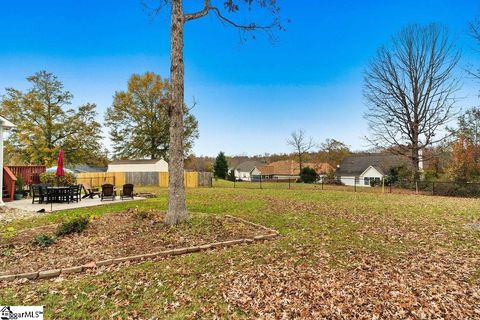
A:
4,196,145,213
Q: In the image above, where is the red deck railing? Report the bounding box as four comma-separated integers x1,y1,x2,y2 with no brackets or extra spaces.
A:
3,166,16,202
7,165,46,186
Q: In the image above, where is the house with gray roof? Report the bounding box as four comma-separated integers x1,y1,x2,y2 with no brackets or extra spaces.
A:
231,161,263,181
336,154,409,186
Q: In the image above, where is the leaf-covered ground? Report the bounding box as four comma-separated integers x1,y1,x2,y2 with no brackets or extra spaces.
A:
0,210,263,274
1,187,480,319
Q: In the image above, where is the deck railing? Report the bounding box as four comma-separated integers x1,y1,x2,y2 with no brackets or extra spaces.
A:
3,166,16,202
7,165,46,186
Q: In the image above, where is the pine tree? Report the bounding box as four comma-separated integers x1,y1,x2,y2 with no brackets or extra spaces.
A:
213,152,229,179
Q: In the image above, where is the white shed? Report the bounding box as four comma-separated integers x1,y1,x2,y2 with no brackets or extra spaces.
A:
107,159,168,173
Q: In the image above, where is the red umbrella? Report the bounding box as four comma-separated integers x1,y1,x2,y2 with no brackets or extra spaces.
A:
55,150,65,177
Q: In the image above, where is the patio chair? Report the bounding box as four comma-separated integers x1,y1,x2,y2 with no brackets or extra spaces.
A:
120,184,134,200
31,184,44,204
101,184,116,201
69,184,82,203
82,183,100,199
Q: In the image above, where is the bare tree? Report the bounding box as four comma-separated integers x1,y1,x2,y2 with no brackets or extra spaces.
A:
467,18,480,90
287,130,315,172
364,24,460,179
146,1,283,225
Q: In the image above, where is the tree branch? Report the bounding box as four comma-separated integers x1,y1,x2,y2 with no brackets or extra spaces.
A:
184,0,210,21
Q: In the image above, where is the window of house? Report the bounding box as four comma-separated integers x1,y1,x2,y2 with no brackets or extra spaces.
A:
364,177,381,186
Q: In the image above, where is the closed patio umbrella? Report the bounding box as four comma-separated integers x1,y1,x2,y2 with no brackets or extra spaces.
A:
55,150,65,177
50,150,65,212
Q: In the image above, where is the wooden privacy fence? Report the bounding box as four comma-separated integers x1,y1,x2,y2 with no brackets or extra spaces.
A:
76,171,212,188
76,172,123,188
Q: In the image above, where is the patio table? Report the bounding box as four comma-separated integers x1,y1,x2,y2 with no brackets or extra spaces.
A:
46,186,71,203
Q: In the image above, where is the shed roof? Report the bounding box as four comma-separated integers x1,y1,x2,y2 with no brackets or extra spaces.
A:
68,164,108,173
109,159,162,165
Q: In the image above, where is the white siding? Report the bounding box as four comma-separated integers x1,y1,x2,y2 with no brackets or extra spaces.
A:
359,166,384,187
236,170,252,181
340,176,356,186
107,159,168,172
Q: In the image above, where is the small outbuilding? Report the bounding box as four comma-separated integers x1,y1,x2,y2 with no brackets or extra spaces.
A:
107,159,168,173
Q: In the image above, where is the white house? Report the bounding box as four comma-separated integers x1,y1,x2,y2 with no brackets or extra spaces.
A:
336,154,409,187
231,161,262,181
107,159,168,173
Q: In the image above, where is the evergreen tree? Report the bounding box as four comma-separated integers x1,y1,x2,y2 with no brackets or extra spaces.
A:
213,152,229,179
300,167,319,183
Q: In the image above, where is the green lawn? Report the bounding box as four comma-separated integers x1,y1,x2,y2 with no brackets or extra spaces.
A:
1,187,480,319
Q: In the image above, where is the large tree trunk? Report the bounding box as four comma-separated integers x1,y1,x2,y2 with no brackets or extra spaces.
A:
165,0,188,225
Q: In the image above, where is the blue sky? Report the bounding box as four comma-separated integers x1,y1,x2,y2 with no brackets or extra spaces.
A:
1,1,480,156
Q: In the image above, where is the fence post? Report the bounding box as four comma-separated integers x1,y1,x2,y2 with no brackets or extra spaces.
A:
321,179,324,190
288,178,291,189
432,181,435,196
354,178,356,192
260,175,262,189
233,177,236,188
415,181,418,194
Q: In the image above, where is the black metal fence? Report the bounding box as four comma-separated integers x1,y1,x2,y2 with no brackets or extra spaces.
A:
212,176,480,198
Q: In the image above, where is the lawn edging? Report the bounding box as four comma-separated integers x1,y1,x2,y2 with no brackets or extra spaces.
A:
0,215,279,282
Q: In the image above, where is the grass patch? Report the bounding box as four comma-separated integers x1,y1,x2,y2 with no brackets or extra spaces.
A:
1,187,479,318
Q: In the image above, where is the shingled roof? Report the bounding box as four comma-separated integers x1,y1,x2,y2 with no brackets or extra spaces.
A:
235,161,263,173
336,154,408,176
109,159,162,165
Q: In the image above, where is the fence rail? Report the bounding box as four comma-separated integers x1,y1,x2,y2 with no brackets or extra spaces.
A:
211,176,480,198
